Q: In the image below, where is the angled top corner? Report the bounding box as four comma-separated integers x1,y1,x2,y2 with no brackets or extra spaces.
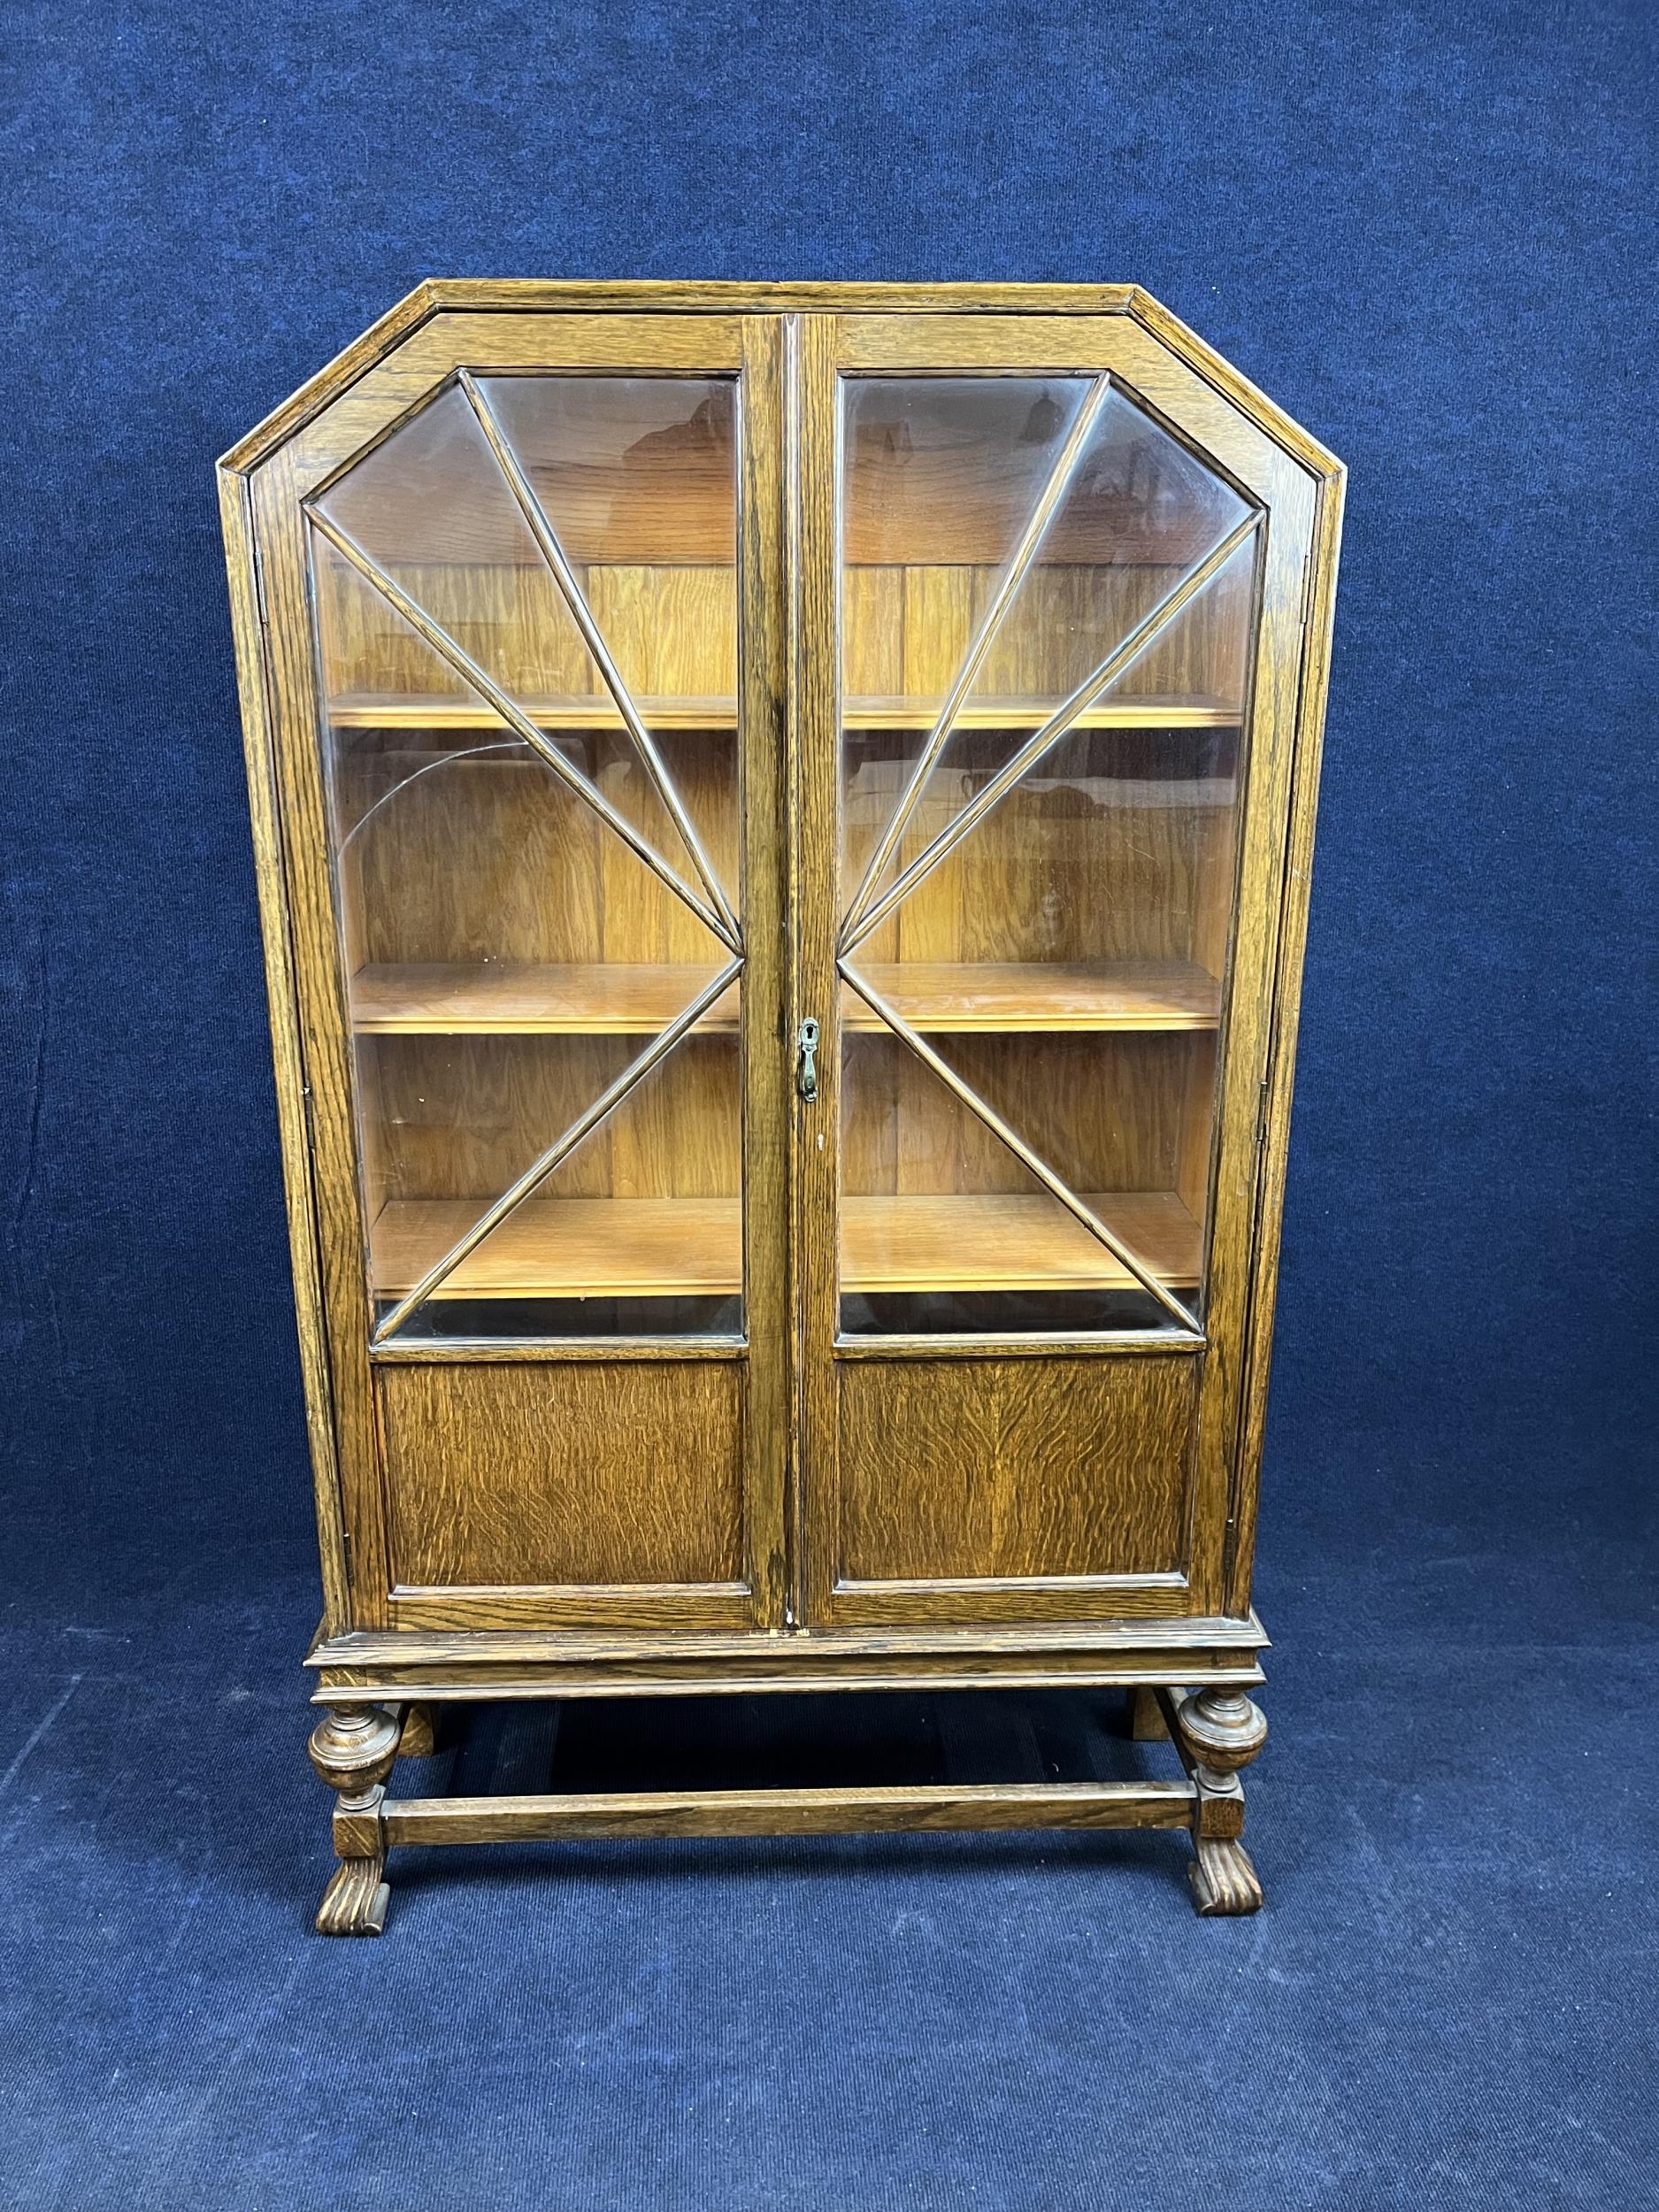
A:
1125,288,1344,485
217,281,442,477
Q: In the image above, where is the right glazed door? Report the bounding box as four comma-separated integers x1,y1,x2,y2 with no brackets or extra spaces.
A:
794,313,1317,1627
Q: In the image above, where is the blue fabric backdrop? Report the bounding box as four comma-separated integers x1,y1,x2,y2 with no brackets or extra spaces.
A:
2,4,1655,2206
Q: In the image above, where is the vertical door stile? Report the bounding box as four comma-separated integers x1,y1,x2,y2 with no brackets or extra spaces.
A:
252,444,392,1626
737,311,792,1628
1184,489,1317,1612
791,313,845,1628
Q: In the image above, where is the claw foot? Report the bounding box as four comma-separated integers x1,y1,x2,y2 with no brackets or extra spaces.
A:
1189,1835,1263,1916
317,1853,390,1936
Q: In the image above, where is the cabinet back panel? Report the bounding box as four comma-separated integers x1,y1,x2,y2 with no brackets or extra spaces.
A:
379,1361,745,1591
841,1031,1195,1195
835,1355,1197,1586
318,558,738,703
843,727,1240,971
334,748,735,971
359,1031,740,1208
841,559,1252,708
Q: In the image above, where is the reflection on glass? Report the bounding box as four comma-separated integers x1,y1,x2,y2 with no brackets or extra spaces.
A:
310,374,744,1342
838,377,1257,1339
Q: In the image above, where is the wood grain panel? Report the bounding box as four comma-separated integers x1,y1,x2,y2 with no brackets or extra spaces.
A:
379,1361,747,1593
325,692,736,981
839,553,1244,760
837,1356,1198,1585
316,544,601,702
585,565,736,696
841,725,1240,973
843,416,1231,567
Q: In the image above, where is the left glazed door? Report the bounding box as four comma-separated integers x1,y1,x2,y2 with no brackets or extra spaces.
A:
248,312,789,1632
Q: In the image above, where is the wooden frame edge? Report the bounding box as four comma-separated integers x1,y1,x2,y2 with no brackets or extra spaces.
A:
419,279,1140,315
217,466,350,1632
1127,288,1345,486
218,281,1345,503
218,282,1144,478
218,281,442,475
737,312,795,1630
309,1610,1266,1670
312,1660,1264,1702
362,1778,1197,1845
219,284,1347,495
1225,464,1347,1614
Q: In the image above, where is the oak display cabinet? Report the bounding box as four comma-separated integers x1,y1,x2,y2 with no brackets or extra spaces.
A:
219,282,1342,1933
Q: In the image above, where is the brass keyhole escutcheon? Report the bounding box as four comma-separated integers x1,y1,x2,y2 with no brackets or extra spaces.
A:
796,1018,820,1102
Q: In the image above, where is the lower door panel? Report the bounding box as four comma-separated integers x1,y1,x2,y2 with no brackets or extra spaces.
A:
376,1361,757,1630
817,1352,1203,1626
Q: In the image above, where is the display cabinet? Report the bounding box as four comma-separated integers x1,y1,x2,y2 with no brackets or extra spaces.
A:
219,282,1342,1932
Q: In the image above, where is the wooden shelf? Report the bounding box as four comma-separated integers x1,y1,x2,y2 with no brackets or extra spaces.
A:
326,692,1240,734
326,694,739,732
351,964,742,1034
350,961,1219,1036
852,961,1219,1033
373,1198,740,1302
844,1193,1200,1294
843,695,1240,733
370,1192,1200,1302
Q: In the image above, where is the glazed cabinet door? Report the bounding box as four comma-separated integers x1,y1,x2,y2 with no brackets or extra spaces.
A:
793,314,1317,1626
247,312,788,1631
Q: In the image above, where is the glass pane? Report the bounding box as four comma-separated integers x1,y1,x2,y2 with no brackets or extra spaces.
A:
310,374,743,1342
368,1013,741,1343
839,1030,1195,1338
841,379,1250,924
316,376,739,918
838,376,1256,1339
841,375,1094,920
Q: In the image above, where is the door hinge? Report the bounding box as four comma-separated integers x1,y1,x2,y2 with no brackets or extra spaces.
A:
795,1017,820,1102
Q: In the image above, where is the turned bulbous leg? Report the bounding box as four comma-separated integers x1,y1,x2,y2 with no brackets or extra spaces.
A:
1173,1686,1268,1916
308,1703,401,1936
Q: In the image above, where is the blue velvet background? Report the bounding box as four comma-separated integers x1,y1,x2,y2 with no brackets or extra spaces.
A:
3,4,1655,2205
